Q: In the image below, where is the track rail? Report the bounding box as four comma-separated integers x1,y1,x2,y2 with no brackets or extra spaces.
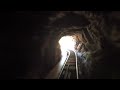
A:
75,51,79,79
58,50,70,79
58,50,79,79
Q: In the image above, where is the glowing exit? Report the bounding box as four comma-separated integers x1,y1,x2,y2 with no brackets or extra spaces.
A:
59,36,76,52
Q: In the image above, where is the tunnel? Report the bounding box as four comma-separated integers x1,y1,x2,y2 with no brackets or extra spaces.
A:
1,11,120,79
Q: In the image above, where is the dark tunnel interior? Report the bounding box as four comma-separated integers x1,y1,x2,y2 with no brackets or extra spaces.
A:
1,11,120,79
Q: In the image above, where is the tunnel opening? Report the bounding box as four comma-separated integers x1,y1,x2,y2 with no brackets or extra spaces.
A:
57,33,87,79
59,35,76,56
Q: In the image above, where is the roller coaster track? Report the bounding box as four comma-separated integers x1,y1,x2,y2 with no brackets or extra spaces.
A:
58,50,79,79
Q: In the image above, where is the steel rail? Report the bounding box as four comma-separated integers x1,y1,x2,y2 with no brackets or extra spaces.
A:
58,50,70,79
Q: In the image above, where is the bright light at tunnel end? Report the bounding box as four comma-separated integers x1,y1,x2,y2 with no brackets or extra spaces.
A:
59,36,76,53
